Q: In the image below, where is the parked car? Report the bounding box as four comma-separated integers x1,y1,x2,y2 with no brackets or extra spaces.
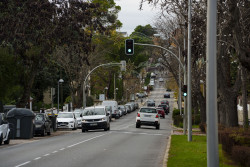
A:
81,106,110,132
34,113,52,136
159,78,164,82
118,105,127,115
73,112,82,128
57,112,78,130
0,113,10,145
125,104,132,113
136,107,160,129
158,104,169,114
156,107,165,118
147,100,155,107
127,102,135,111
102,100,118,118
164,93,170,98
104,106,112,121
74,108,84,115
125,103,134,112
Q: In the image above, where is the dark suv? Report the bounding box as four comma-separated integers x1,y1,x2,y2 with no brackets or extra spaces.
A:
158,104,169,114
147,100,155,107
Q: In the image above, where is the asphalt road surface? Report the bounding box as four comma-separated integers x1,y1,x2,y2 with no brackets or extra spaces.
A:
0,81,173,167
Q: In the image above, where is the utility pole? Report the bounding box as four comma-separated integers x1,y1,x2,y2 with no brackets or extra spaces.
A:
187,0,192,142
206,0,219,166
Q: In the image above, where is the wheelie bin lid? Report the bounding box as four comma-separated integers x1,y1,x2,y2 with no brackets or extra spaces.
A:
6,108,35,118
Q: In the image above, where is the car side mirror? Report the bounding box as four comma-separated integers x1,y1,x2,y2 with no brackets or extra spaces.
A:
80,114,82,117
106,113,110,116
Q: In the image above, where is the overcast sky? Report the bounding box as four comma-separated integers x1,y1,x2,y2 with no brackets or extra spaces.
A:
115,0,160,36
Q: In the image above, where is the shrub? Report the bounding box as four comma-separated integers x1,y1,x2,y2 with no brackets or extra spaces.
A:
199,123,206,133
172,109,180,118
231,146,250,167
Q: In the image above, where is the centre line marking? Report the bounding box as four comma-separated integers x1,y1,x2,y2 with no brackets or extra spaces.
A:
15,161,31,167
34,157,41,160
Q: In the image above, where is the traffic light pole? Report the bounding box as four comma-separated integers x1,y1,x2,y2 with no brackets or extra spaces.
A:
82,62,125,109
206,0,219,166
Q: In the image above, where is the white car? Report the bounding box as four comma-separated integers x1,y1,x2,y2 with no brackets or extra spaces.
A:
81,106,110,132
73,112,82,128
0,114,10,145
57,112,78,130
136,107,160,129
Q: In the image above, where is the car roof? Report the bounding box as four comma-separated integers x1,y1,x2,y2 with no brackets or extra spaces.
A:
85,106,106,109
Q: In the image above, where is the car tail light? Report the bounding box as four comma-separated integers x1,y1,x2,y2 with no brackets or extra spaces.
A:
156,114,159,118
137,113,140,117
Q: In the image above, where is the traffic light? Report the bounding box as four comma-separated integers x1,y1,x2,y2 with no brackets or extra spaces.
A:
125,39,134,55
182,85,187,96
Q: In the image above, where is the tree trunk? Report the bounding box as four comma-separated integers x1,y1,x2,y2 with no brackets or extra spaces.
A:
17,68,37,108
198,91,206,124
241,66,249,128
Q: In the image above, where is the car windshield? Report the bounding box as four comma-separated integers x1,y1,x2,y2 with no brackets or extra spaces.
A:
74,109,83,114
58,113,73,118
35,114,44,121
140,108,157,113
74,113,81,118
83,108,105,116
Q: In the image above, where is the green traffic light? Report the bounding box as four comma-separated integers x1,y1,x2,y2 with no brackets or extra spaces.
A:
183,93,187,96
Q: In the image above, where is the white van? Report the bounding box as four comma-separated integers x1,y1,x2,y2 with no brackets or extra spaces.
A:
101,100,119,119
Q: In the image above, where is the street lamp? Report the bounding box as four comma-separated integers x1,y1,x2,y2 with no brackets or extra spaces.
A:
115,88,118,100
104,87,108,100
57,79,64,113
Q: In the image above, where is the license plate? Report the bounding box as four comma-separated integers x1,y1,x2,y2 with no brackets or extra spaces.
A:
144,115,151,117
90,123,97,126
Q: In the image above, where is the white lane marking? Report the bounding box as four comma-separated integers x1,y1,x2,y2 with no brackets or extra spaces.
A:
43,154,50,157
52,150,58,153
34,157,41,160
67,133,108,148
15,161,31,167
59,148,65,151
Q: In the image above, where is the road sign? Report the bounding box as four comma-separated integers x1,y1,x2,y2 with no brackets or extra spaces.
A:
120,60,126,71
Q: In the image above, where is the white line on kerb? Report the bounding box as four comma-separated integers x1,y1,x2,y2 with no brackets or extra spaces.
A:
34,157,41,160
52,150,58,153
43,154,50,157
59,148,65,150
15,161,31,167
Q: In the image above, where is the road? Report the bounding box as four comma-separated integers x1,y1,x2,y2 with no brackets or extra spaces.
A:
0,81,173,167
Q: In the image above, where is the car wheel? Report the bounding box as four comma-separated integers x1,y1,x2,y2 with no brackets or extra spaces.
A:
156,125,160,130
41,128,45,136
136,123,140,128
47,128,51,135
4,133,10,144
82,129,86,133
0,134,3,145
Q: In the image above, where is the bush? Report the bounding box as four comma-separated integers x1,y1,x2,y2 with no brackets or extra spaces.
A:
231,146,250,167
172,109,180,118
172,109,183,128
219,127,250,166
86,96,94,107
192,114,200,125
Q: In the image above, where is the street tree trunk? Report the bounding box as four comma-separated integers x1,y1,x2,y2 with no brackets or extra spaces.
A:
241,66,249,128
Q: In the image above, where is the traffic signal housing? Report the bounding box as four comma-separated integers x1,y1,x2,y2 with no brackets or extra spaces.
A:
182,85,187,97
125,39,134,55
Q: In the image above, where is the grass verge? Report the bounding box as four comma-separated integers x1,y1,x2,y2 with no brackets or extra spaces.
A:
167,135,236,167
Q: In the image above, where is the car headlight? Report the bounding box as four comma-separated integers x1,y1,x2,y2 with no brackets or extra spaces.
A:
70,121,74,123
101,118,105,121
82,119,86,122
